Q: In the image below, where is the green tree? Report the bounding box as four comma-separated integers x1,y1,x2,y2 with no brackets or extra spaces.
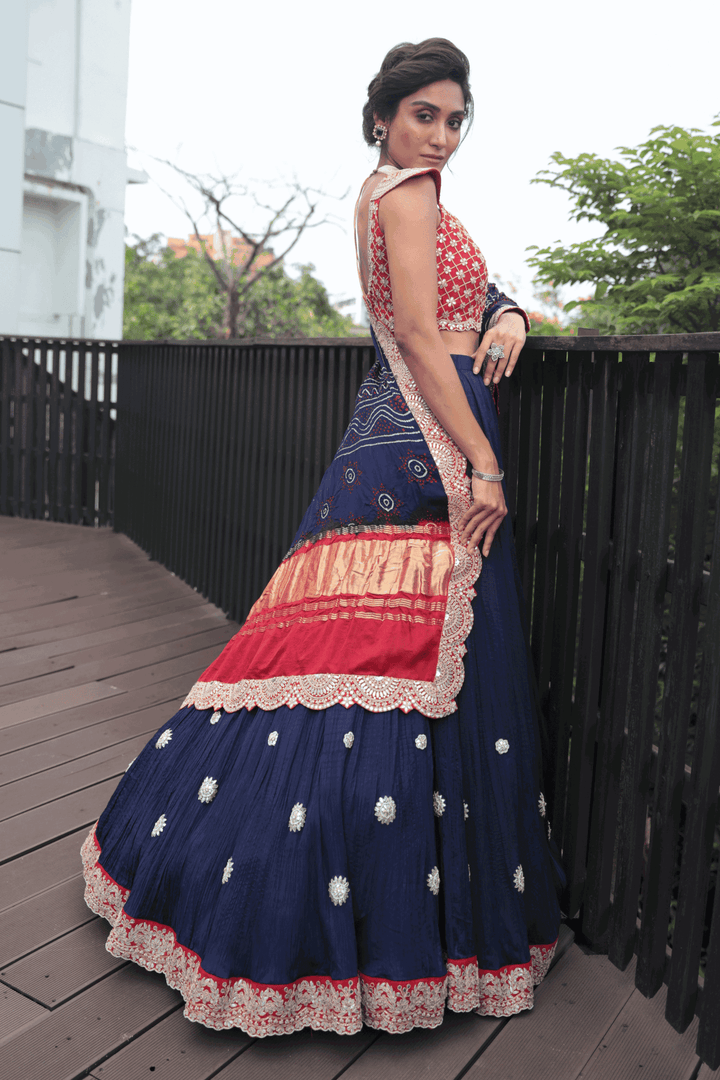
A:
123,235,355,340
123,235,223,339
527,119,720,333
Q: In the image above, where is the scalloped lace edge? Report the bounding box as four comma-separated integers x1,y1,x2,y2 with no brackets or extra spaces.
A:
81,823,556,1035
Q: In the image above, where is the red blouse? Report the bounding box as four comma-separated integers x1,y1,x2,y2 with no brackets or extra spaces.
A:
361,166,489,334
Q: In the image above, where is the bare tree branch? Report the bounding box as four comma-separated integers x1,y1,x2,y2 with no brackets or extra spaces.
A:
134,152,346,337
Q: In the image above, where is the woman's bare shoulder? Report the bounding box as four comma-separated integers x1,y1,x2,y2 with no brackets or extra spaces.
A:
379,172,440,227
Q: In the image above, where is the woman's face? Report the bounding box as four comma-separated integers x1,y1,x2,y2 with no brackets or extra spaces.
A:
378,79,466,172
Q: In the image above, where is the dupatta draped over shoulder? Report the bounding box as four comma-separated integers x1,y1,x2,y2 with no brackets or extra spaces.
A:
183,167,519,718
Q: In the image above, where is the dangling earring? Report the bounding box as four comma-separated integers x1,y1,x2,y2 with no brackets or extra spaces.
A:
373,122,387,148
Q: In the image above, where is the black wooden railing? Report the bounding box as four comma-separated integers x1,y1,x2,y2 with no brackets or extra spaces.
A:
1,331,719,1067
0,338,117,524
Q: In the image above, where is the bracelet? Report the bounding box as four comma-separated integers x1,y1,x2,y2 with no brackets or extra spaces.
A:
472,468,505,482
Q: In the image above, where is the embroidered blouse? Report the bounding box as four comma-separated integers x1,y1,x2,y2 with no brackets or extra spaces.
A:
359,165,529,337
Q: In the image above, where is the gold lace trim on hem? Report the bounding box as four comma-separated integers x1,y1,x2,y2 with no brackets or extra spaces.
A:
81,823,557,1033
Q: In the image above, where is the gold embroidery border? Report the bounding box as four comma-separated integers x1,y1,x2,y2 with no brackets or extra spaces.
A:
81,822,556,1034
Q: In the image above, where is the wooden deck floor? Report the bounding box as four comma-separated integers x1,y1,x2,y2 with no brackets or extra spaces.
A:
0,516,717,1080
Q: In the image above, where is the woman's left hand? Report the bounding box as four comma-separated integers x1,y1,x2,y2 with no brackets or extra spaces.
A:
472,311,527,385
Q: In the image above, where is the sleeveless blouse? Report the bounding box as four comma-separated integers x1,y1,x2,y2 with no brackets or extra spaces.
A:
362,167,488,333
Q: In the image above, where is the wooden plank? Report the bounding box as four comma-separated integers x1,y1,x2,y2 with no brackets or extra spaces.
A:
0,732,153,820
1,699,180,785
0,985,48,1046
698,1066,720,1079
0,828,89,912
211,1025,379,1080
340,1011,499,1080
0,593,209,653
1,919,126,1008
88,1004,251,1080
0,670,191,755
0,606,227,675
104,642,224,692
0,576,202,636
0,775,119,863
461,949,637,1080
0,960,179,1080
0,563,174,608
578,984,701,1080
0,681,124,731
0,625,232,705
0,876,94,967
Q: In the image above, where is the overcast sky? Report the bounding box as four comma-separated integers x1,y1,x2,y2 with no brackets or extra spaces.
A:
124,0,719,321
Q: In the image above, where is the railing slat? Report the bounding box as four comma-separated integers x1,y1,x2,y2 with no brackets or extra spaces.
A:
545,354,591,842
666,453,720,1036
637,355,720,997
608,354,684,969
583,352,651,945
562,352,619,917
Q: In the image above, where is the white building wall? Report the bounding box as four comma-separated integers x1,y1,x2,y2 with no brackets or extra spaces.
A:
0,0,134,339
0,2,29,334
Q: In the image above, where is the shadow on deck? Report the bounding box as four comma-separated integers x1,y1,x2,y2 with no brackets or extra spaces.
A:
0,518,716,1080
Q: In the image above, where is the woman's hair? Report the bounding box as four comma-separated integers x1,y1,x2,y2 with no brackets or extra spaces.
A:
362,38,473,147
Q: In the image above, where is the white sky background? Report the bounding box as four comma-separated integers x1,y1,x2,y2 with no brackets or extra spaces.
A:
124,0,719,323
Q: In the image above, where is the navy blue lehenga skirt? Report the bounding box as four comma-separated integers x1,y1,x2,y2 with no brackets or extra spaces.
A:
81,356,564,1035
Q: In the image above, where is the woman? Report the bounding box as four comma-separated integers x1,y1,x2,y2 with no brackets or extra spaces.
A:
81,38,563,1036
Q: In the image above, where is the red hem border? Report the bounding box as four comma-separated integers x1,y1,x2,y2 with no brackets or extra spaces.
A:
81,823,557,1035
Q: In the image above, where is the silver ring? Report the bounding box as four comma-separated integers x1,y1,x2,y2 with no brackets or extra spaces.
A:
487,343,505,364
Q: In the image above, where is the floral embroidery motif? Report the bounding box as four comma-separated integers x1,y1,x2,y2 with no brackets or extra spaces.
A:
468,864,472,882
222,858,234,884
343,731,354,748
361,972,446,1033
288,803,307,832
155,729,173,749
268,731,278,746
81,823,557,1032
433,791,446,817
548,821,552,841
210,710,222,725
415,734,428,749
538,792,547,818
495,738,510,754
427,866,440,895
464,801,469,820
125,757,136,772
374,796,397,825
151,814,167,836
328,876,350,906
513,865,525,893
198,777,219,804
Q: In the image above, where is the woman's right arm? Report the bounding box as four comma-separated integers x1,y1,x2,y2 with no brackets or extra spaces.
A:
379,175,507,556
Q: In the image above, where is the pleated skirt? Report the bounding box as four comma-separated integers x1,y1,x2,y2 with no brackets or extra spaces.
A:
81,356,564,1036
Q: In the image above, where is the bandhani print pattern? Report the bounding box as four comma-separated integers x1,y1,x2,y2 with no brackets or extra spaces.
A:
81,822,557,1034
